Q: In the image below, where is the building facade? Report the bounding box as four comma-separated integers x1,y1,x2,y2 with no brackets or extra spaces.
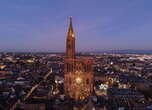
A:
64,17,94,100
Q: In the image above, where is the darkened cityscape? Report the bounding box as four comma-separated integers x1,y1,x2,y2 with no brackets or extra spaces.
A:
0,0,152,110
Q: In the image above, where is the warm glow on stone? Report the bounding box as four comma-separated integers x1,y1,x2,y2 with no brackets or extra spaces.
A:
75,77,82,84
72,33,74,37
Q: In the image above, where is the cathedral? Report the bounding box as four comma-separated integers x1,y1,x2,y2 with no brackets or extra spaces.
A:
64,17,94,101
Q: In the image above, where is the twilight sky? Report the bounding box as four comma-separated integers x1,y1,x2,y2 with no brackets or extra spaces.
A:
0,0,152,52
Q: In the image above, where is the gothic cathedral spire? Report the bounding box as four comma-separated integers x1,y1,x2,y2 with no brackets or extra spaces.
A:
66,17,75,58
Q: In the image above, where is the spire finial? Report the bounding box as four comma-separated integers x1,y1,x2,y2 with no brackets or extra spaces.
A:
69,16,72,20
69,16,72,24
68,16,74,34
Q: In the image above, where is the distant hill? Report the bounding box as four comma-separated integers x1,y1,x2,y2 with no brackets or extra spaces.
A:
1,49,152,54
87,49,152,54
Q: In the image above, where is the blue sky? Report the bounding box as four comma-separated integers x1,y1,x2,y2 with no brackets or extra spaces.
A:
0,0,152,52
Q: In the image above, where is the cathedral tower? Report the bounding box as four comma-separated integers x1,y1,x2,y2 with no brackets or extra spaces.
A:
66,17,75,59
64,17,94,101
